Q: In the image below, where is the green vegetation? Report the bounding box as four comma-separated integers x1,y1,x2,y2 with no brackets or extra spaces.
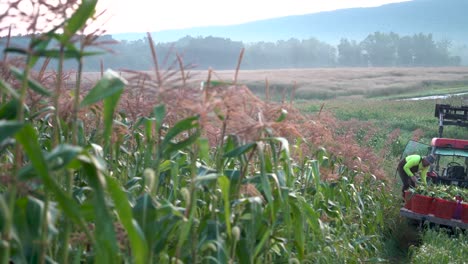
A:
1,1,467,264
411,185,468,201
294,84,468,264
298,96,467,148
410,229,468,264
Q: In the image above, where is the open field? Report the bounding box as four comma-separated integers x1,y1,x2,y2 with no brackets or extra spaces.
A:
191,67,468,97
76,67,468,100
197,67,468,86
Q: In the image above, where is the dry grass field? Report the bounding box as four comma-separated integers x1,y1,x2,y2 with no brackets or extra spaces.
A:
197,67,468,99
76,67,468,100
197,67,468,86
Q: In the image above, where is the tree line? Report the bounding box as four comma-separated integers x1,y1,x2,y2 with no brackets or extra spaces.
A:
1,32,462,71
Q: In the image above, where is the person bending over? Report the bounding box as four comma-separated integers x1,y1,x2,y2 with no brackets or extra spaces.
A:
397,154,435,197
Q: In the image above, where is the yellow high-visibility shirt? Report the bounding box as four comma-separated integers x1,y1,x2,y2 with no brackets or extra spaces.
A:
403,154,429,185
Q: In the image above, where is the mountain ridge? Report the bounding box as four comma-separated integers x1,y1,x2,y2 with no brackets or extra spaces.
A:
112,0,467,45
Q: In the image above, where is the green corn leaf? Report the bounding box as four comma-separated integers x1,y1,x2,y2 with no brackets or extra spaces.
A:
218,176,232,238
18,144,83,180
0,99,30,120
29,36,53,67
223,142,256,158
0,78,20,99
79,154,120,263
310,160,321,191
3,47,28,55
77,120,87,146
62,0,98,43
29,106,55,120
15,125,82,223
107,176,148,264
164,130,201,157
159,116,200,158
195,173,220,183
299,199,321,236
276,108,288,122
152,104,166,131
12,197,41,256
34,49,103,59
202,80,234,88
256,143,273,204
223,135,237,156
161,116,199,146
197,137,210,161
9,67,52,97
224,169,241,182
47,144,83,170
103,88,124,149
253,227,271,260
0,194,10,233
0,121,24,142
290,199,305,260
80,70,127,107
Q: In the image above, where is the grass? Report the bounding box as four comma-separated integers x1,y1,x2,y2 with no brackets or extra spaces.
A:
184,67,468,101
371,84,468,100
80,67,468,101
409,228,468,264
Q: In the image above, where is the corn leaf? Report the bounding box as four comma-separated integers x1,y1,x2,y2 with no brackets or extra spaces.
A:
35,49,103,59
0,78,20,99
80,70,126,107
0,120,24,142
15,125,82,223
62,0,97,43
9,67,52,97
152,104,166,131
103,88,124,149
223,142,256,158
256,144,274,204
18,144,83,180
218,176,232,238
107,176,148,264
79,154,120,263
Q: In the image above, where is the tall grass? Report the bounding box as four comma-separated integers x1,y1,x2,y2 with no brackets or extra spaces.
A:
409,228,468,264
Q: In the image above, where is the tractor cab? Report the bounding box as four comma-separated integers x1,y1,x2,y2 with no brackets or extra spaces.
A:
428,138,468,187
427,104,468,188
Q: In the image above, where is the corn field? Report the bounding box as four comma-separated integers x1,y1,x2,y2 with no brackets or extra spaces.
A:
4,1,465,263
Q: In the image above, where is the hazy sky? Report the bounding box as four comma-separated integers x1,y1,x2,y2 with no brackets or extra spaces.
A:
96,0,412,34
0,0,412,36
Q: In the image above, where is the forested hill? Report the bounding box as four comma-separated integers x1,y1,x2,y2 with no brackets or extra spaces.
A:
114,0,468,45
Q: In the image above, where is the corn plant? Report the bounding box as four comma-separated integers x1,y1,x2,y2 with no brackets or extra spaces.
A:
0,1,415,264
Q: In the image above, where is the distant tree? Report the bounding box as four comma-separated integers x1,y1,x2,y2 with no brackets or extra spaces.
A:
360,32,399,66
301,38,336,67
4,31,462,71
396,36,414,66
243,41,280,69
175,36,244,70
412,33,437,66
338,38,363,66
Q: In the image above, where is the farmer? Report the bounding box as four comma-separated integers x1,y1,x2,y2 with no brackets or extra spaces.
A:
397,154,435,197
